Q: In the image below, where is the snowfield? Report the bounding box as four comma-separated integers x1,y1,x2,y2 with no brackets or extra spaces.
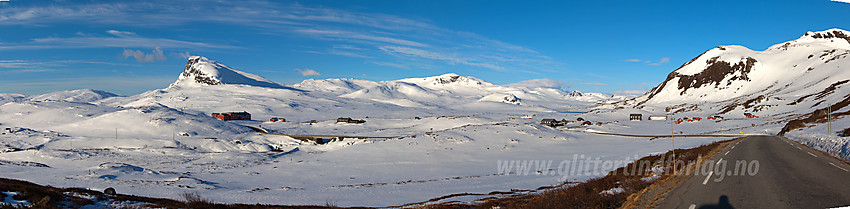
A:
2,29,850,206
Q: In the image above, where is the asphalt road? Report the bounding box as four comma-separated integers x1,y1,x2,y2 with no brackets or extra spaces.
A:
657,135,850,209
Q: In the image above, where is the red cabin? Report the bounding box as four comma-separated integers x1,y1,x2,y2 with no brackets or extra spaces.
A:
212,112,251,121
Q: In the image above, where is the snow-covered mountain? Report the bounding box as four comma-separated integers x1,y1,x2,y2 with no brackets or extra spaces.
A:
170,56,287,89
604,28,850,134
0,93,27,105
295,73,625,109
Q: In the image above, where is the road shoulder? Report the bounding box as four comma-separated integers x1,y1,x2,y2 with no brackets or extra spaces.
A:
620,138,741,209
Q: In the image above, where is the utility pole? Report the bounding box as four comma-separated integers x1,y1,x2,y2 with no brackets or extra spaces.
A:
669,106,676,172
719,118,722,134
828,106,832,134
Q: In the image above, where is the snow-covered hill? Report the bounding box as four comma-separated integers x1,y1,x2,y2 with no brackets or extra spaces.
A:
605,29,850,122
29,89,118,103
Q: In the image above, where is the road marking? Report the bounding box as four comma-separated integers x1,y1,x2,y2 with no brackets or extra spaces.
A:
807,152,817,157
829,162,849,172
730,146,735,149
703,171,713,185
717,158,723,165
689,204,696,209
796,147,802,150
724,151,730,155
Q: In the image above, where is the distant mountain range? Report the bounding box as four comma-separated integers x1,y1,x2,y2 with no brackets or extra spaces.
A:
2,29,847,136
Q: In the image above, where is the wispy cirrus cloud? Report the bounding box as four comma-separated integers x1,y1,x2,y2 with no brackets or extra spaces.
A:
0,1,558,73
647,58,670,66
0,60,40,68
379,46,502,70
295,29,428,48
0,30,235,51
0,60,56,73
625,57,670,66
575,82,608,86
0,59,119,73
367,61,410,69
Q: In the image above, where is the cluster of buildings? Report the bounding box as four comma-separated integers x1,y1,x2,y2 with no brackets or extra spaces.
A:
539,118,597,127
210,111,366,125
336,117,366,124
211,112,251,121
628,114,667,121
540,119,568,127
674,115,726,124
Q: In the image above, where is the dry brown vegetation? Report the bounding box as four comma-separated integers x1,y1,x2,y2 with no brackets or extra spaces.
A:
469,138,736,209
0,177,364,209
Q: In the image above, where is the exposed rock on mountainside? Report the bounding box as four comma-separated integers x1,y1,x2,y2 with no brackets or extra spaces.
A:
602,28,850,135
170,56,286,89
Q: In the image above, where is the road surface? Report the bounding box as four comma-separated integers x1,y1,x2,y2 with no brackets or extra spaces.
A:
657,135,850,209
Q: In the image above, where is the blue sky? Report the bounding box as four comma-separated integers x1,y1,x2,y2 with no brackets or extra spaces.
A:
1,0,849,95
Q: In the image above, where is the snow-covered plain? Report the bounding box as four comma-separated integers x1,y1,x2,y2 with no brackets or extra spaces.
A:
3,28,850,206
0,57,735,207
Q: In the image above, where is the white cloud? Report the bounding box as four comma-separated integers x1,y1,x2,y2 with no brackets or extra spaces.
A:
295,68,321,76
122,46,166,63
106,30,136,37
625,59,642,62
507,79,564,89
831,0,850,3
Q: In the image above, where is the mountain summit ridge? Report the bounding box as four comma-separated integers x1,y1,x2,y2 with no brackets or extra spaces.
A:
170,56,286,89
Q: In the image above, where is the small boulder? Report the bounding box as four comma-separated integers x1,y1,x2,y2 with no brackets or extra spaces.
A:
104,187,116,195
